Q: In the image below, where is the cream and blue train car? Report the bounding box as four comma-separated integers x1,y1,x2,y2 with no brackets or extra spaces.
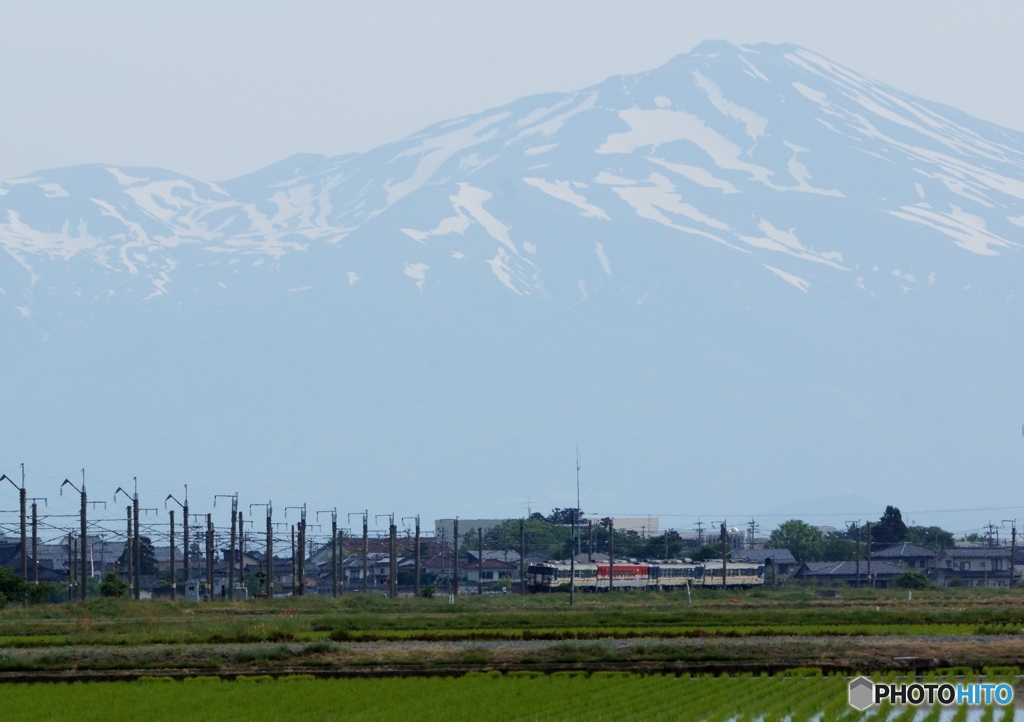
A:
699,561,765,588
646,561,704,590
526,562,600,592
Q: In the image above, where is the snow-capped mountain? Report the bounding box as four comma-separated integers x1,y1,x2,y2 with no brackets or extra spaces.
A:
3,41,1023,527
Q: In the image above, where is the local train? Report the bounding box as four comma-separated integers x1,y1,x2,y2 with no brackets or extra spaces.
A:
525,559,764,593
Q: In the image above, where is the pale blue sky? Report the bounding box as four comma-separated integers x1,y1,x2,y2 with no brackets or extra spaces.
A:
1,2,1022,181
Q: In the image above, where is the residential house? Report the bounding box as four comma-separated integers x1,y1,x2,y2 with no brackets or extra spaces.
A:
465,549,521,564
734,548,798,577
870,542,938,572
795,560,907,588
464,558,519,587
933,547,1024,588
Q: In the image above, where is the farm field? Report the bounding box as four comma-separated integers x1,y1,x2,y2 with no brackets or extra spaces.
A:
1,671,1018,722
3,588,1024,677
5,587,1024,643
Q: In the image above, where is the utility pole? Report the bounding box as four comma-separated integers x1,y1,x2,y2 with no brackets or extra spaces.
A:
29,498,44,584
377,514,397,599
286,505,307,595
115,481,141,599
391,520,398,600
720,522,729,591
588,519,593,563
251,502,272,599
166,489,189,591
169,509,176,600
348,510,368,589
519,518,526,594
319,510,339,598
478,526,484,596
1004,520,1017,588
290,525,296,596
60,470,90,601
348,511,368,593
403,516,420,596
865,522,872,588
2,470,26,583
133,484,140,600
847,521,861,588
229,497,238,600
206,513,214,600
216,494,239,600
569,510,575,606
125,506,133,589
608,518,615,594
453,518,459,597
67,532,74,601
238,511,245,594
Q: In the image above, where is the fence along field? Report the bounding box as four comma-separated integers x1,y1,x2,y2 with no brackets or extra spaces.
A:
1,671,1018,722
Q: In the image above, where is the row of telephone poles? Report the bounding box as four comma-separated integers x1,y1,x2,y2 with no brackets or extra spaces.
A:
0,468,435,601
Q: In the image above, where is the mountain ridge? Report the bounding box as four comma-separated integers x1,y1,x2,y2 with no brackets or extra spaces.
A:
2,41,1023,528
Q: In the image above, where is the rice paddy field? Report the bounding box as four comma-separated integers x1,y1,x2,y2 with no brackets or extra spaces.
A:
1,671,1018,721
4,588,1024,718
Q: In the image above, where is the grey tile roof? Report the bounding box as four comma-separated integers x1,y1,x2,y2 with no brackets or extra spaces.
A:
939,547,1019,559
735,549,797,565
871,543,937,559
798,561,907,577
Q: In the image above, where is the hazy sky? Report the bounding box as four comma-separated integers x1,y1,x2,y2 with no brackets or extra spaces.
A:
1,2,1022,181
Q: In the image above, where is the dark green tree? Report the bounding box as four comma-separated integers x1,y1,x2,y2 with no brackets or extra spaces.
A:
819,535,858,561
905,525,954,549
100,572,129,597
767,520,824,562
873,506,908,545
892,571,932,589
546,508,582,525
690,545,724,562
117,536,159,575
0,566,27,603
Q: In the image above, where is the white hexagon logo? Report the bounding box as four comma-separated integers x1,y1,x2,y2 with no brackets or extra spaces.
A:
849,676,874,710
